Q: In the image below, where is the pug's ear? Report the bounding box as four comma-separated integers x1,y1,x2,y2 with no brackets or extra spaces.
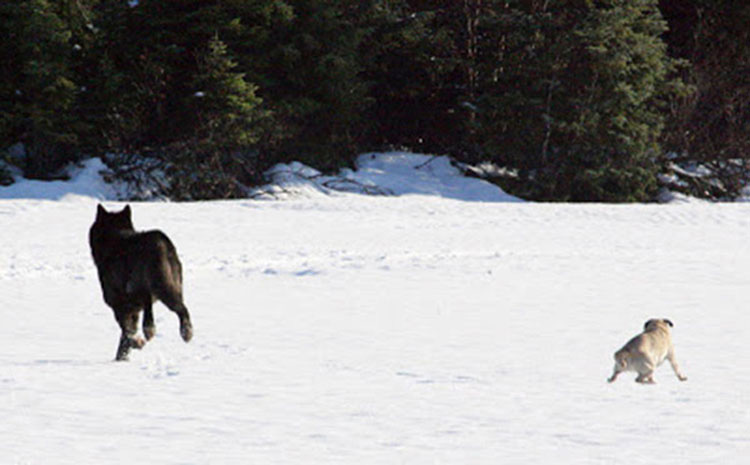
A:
664,319,674,328
643,319,652,331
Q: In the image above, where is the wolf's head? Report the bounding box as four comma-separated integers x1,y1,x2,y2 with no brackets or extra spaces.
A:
89,204,136,264
93,204,135,232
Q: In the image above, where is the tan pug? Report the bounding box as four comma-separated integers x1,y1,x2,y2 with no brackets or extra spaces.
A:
607,319,687,384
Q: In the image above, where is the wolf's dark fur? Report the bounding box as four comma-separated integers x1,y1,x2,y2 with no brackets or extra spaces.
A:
89,204,193,361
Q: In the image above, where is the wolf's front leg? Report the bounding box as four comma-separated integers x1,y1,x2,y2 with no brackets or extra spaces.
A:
115,332,146,361
115,311,145,361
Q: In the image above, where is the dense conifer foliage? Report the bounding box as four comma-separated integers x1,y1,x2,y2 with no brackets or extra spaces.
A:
0,0,746,200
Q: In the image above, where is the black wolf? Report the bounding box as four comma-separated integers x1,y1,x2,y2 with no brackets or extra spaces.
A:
89,204,193,361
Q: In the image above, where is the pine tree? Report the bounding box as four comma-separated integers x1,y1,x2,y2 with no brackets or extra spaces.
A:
660,0,750,199
359,1,478,156
83,0,298,197
0,0,80,178
477,0,682,201
475,1,552,161
560,0,675,201
78,0,138,151
0,4,17,149
87,7,269,138
254,0,370,170
190,35,265,150
167,34,267,199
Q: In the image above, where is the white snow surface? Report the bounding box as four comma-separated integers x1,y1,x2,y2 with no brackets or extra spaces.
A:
2,153,750,464
252,152,523,202
0,158,122,201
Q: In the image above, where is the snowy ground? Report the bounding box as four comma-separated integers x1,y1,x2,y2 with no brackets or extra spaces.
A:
2,154,749,464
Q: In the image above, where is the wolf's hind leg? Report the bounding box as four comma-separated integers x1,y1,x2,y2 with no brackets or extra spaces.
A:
142,299,156,341
174,303,193,343
155,265,193,343
159,291,193,343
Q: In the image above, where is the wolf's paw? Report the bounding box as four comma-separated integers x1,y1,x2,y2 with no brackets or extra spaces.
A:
114,335,145,362
180,321,193,343
131,336,146,349
115,341,131,362
143,325,156,341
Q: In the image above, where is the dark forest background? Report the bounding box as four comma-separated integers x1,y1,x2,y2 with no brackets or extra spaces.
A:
1,1,748,201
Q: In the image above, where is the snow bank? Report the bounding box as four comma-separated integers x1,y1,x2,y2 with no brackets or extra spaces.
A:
252,152,522,202
0,158,119,201
1,152,522,203
655,188,708,204
354,152,521,201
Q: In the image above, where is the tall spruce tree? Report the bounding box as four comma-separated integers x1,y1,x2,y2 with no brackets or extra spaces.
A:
85,0,275,198
660,0,750,199
478,0,682,201
256,0,370,170
189,35,265,151
0,0,80,178
87,0,368,185
168,34,267,199
360,1,476,155
0,3,17,151
559,0,676,201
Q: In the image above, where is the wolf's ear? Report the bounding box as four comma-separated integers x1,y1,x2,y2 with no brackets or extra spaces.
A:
96,204,106,219
664,319,674,327
123,204,132,218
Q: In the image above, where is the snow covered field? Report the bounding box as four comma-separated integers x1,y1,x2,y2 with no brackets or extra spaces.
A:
2,154,749,464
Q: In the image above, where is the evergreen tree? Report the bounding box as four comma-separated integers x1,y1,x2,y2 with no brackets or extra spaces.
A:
474,1,554,174
478,0,682,201
88,0,372,178
561,0,675,201
660,0,750,199
168,34,267,199
79,0,140,151
253,0,370,170
360,1,475,155
190,35,265,150
0,4,17,149
0,0,80,178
